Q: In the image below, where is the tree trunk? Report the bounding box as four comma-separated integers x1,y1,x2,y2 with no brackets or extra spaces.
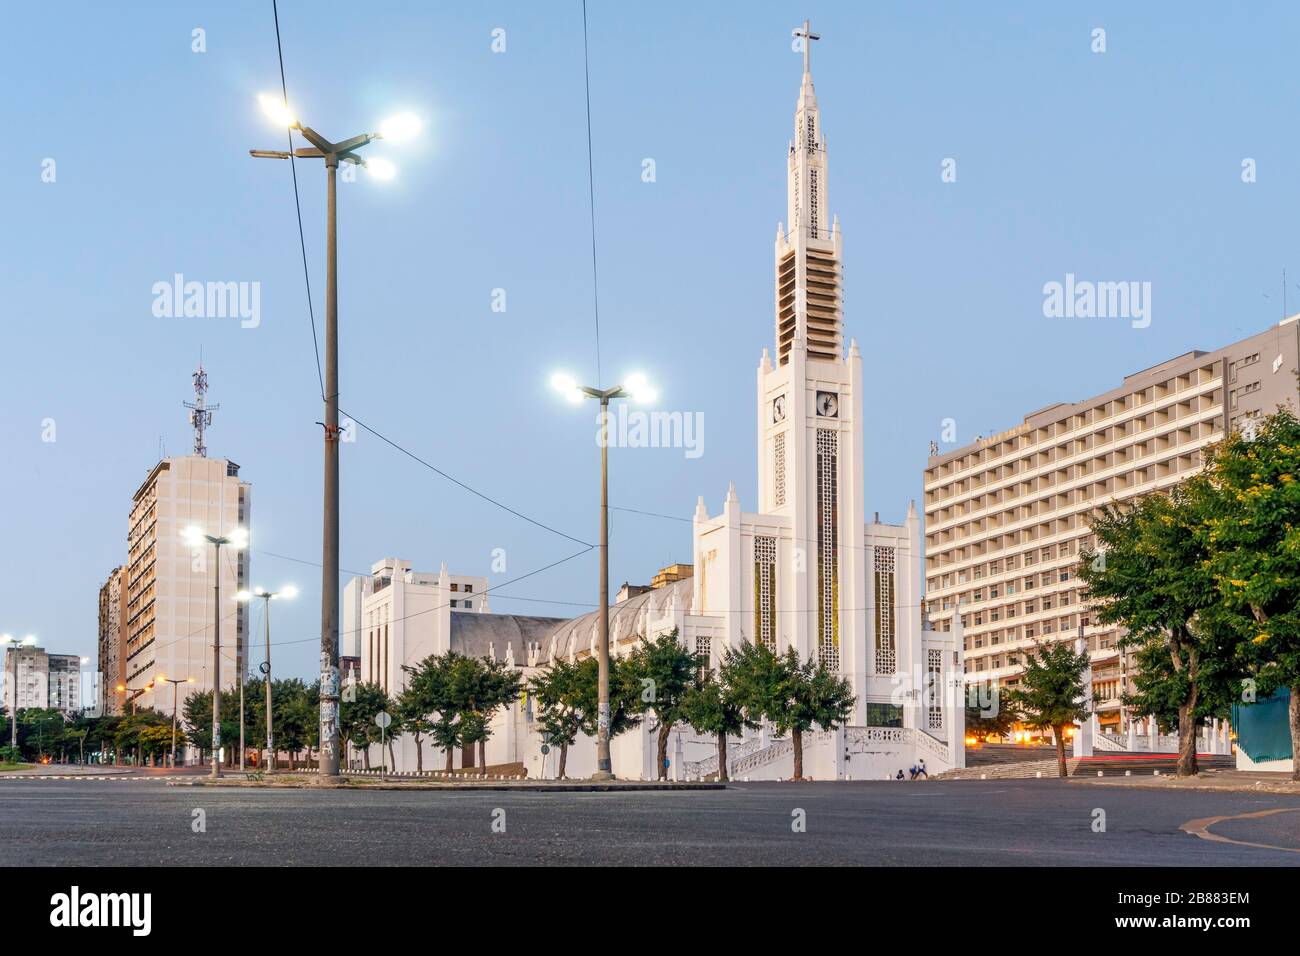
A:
1053,725,1068,778
414,734,423,773
1290,684,1300,783
791,727,804,780
657,722,671,780
444,745,454,772
1176,695,1199,777
478,738,486,772
362,746,370,771
558,742,568,779
716,731,729,782
387,738,396,773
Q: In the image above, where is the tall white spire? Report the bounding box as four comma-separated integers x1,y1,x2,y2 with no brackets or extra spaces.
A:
775,20,843,365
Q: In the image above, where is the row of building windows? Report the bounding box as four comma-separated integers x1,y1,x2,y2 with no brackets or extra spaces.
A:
926,364,1221,484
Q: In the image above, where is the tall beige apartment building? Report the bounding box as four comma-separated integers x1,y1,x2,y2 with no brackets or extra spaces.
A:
97,566,128,715
124,456,251,714
924,318,1300,732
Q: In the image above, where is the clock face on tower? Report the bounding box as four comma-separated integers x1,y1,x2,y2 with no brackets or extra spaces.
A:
815,391,839,418
772,395,787,423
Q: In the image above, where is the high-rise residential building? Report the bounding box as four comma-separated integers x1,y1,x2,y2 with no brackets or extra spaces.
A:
97,566,128,715
124,456,251,713
3,645,84,716
924,318,1300,732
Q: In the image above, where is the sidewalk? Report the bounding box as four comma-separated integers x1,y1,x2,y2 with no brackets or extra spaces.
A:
1081,768,1300,795
176,773,725,792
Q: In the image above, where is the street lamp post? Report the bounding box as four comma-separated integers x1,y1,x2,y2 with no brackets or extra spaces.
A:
549,372,658,780
250,96,418,779
158,675,193,769
1,634,38,753
1,635,18,751
182,526,248,778
236,585,296,773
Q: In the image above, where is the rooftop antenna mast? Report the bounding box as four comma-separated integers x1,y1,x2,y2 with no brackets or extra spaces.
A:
183,362,218,457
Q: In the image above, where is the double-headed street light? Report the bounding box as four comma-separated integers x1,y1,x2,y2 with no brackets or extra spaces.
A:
157,674,194,768
549,372,659,780
250,94,420,780
181,525,248,778
236,585,297,773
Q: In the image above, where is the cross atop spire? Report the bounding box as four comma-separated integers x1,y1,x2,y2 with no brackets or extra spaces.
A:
793,19,820,76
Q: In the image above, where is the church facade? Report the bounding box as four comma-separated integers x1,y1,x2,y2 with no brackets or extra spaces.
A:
352,34,965,780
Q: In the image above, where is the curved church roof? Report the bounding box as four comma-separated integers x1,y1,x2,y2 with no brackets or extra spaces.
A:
538,577,693,663
448,611,571,664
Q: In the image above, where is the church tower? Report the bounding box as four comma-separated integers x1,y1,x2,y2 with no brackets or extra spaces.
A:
756,22,866,675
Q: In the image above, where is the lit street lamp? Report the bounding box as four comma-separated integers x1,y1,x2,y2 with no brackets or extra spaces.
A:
250,94,420,780
181,525,248,778
549,372,659,780
236,585,297,773
158,674,194,769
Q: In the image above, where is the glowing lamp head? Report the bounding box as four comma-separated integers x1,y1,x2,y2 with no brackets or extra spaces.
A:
622,372,658,405
258,93,297,128
226,528,249,550
280,585,299,600
550,372,585,404
379,112,421,142
366,157,397,181
235,590,253,604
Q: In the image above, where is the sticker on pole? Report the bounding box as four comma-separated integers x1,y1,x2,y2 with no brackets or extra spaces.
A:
375,711,391,729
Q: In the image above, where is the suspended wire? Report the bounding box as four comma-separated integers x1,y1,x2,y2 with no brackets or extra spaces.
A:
339,408,593,547
271,0,325,400
581,0,602,387
265,5,591,548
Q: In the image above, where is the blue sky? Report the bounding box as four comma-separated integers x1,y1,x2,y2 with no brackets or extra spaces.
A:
3,1,1299,682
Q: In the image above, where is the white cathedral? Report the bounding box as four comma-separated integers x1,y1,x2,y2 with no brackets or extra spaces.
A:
346,31,965,780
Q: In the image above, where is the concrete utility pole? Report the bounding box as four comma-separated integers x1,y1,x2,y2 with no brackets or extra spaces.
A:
251,98,419,778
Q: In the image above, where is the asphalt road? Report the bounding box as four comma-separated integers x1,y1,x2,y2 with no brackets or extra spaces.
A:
1,776,1297,866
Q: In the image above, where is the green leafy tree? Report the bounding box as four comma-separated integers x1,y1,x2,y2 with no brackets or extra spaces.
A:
528,658,584,778
965,694,1022,742
680,668,750,781
450,655,523,770
626,630,699,779
395,684,431,772
1200,407,1300,780
22,709,66,763
340,681,388,770
1078,478,1242,775
1006,641,1091,778
722,642,856,781
404,651,467,771
528,654,640,778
